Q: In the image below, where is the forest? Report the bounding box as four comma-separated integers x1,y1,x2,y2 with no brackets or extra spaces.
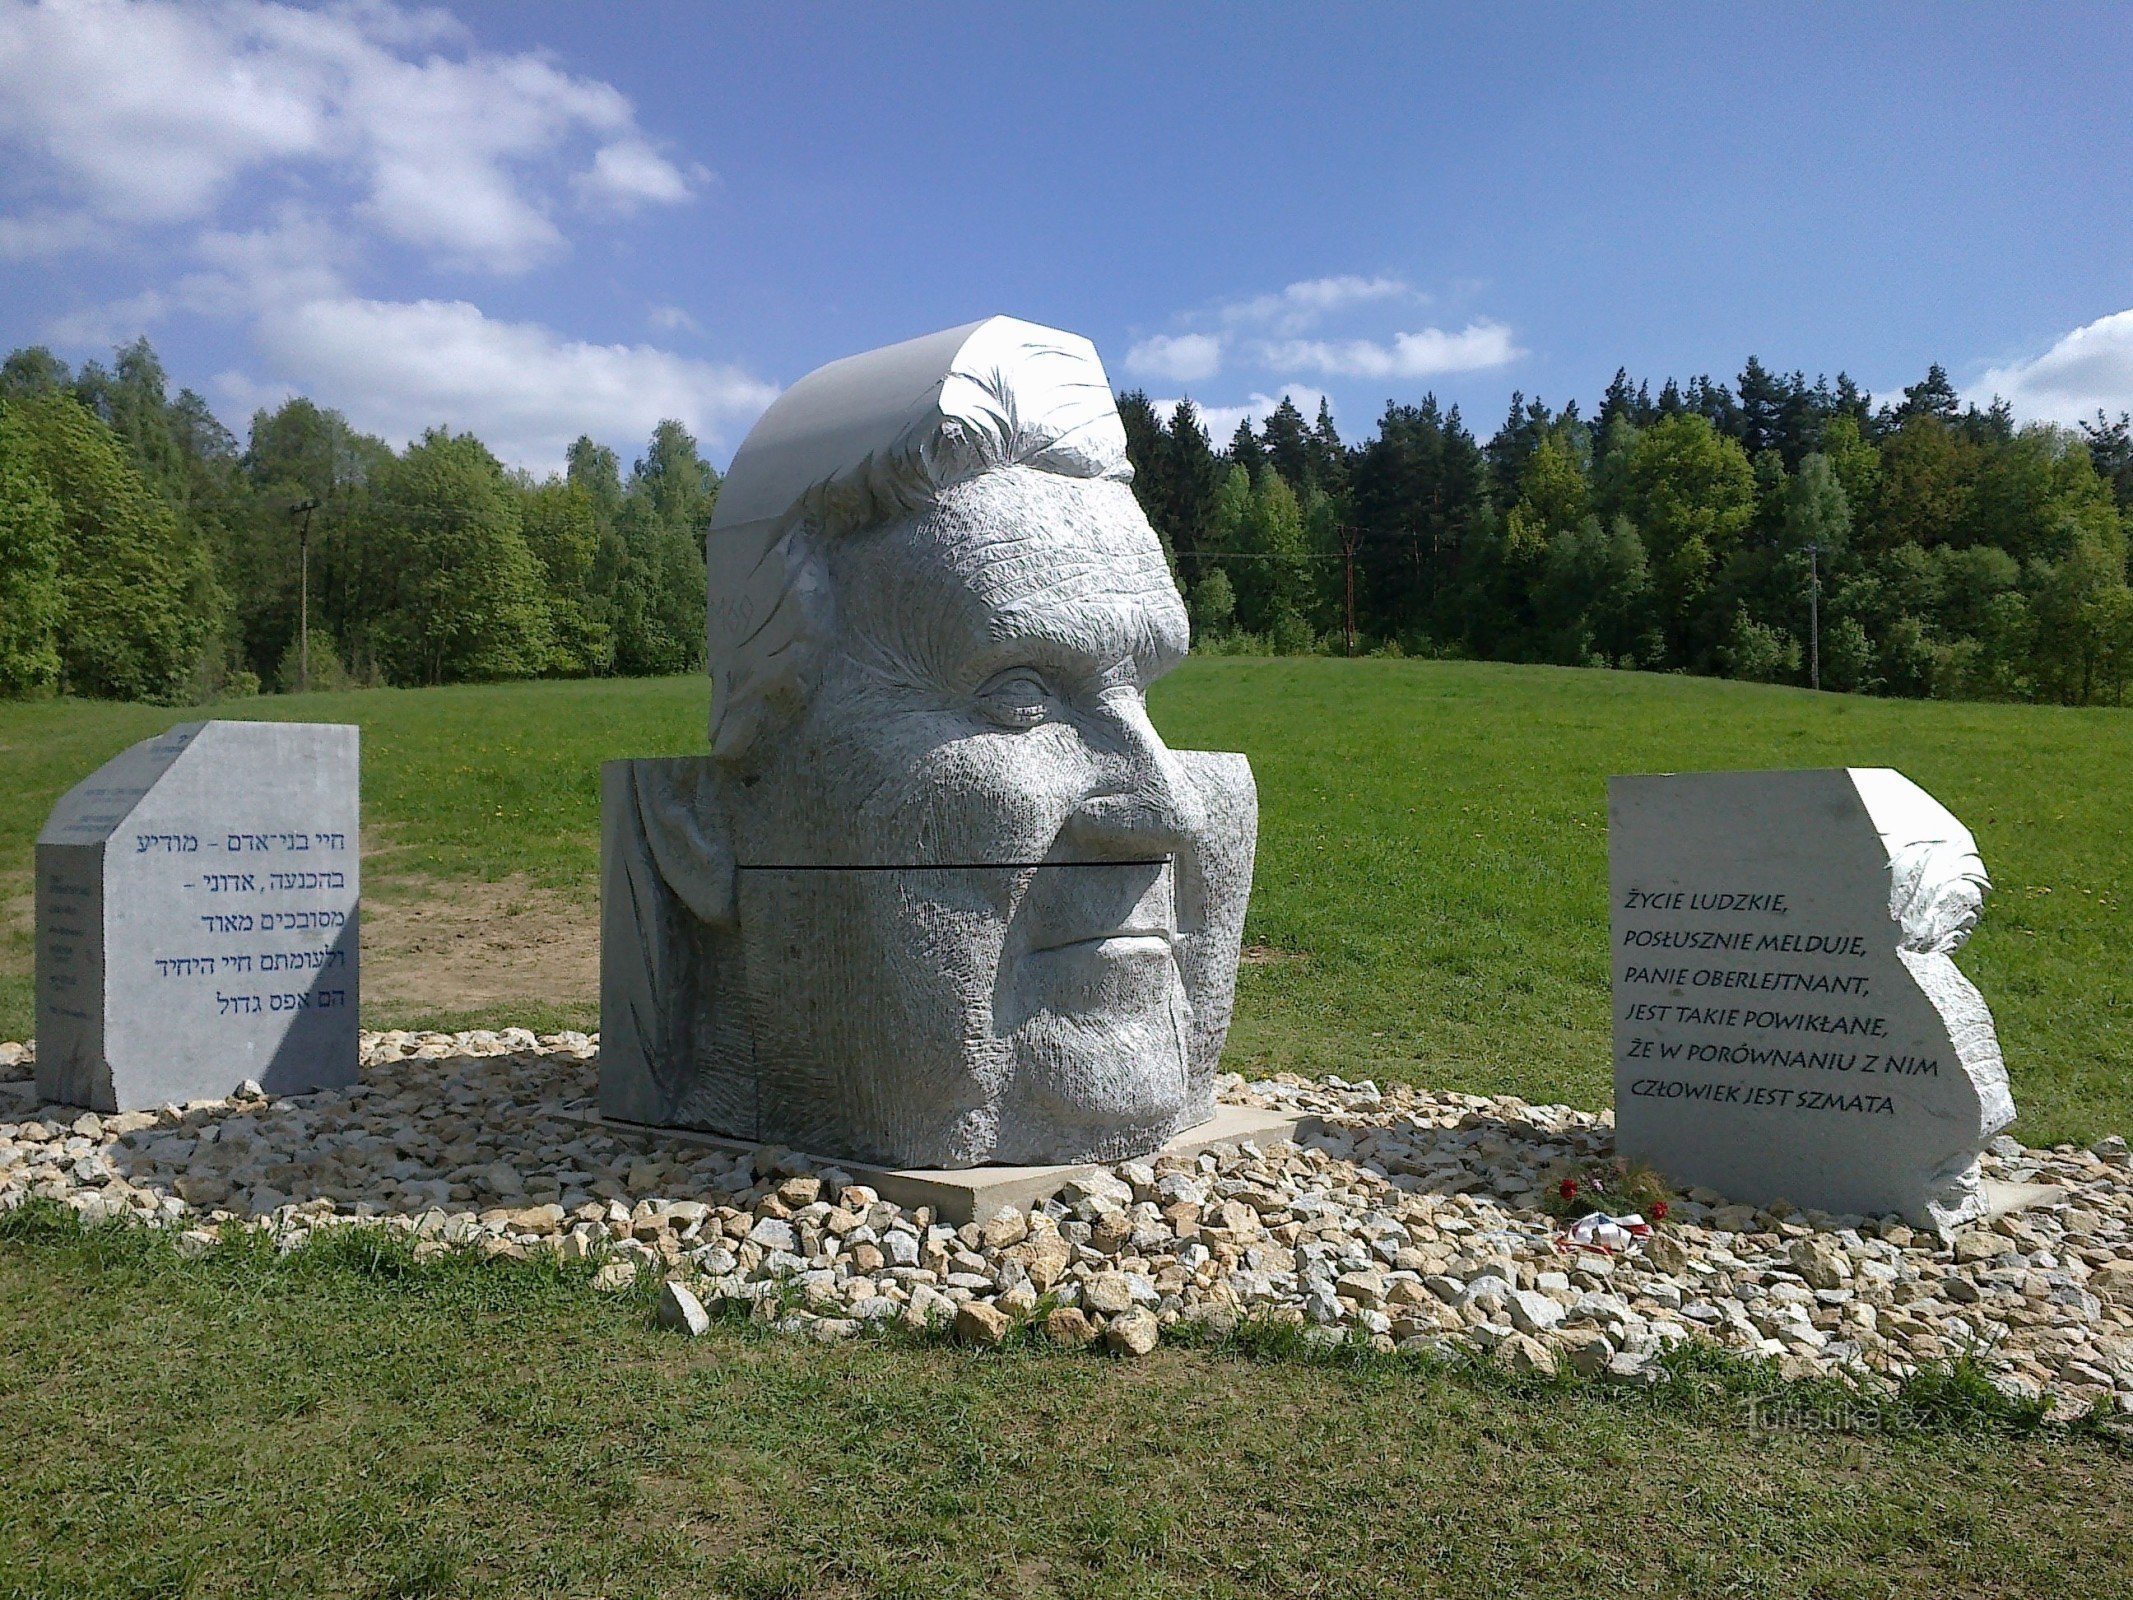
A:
1123,363,2133,705
2,336,2129,705
0,339,712,703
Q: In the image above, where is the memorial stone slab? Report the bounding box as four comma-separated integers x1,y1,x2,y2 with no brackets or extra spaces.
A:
1610,767,2014,1230
36,720,360,1111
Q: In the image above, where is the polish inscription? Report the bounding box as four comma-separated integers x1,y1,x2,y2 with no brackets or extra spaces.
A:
1608,768,2013,1228
1615,884,1917,1121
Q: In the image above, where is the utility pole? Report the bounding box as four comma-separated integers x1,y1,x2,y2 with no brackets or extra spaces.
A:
1806,539,1821,692
290,499,319,693
1339,523,1362,656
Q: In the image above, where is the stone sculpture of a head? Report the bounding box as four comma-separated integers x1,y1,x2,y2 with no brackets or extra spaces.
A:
600,317,1257,1169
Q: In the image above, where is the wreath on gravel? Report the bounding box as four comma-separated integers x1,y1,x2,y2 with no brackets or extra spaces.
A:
1542,1158,1674,1253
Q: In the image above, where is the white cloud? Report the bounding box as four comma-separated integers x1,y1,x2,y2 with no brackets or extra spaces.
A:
1132,276,1515,395
1122,276,1423,383
1126,332,1223,384
1150,386,1331,444
43,287,171,347
3,9,754,474
190,210,350,312
1260,320,1522,380
576,139,697,213
0,0,699,272
1974,310,2133,426
46,208,353,348
0,206,109,260
0,0,323,226
648,303,702,334
1219,274,1414,336
230,292,777,471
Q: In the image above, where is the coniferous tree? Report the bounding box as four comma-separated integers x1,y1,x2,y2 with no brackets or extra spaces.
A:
1832,373,1872,425
2078,412,2133,512
1307,398,1348,499
1114,390,1174,564
1348,396,1488,643
1685,375,1743,441
1596,368,1641,436
1774,371,1827,466
1896,364,1961,425
1261,396,1312,488
1737,358,1785,460
1162,399,1223,584
5,329,2123,709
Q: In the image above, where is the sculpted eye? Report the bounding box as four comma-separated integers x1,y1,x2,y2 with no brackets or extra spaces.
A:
976,668,1055,729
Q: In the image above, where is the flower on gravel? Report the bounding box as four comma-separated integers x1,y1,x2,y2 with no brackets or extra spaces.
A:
1650,1200,1669,1221
1558,1178,1578,1201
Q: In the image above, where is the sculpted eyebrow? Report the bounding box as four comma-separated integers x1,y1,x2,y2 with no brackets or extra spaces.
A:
966,606,1184,687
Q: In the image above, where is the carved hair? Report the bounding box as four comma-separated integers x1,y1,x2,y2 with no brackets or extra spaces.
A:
1887,838,1990,955
704,316,1133,759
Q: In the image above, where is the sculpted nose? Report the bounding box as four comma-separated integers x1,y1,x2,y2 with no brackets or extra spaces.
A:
1066,688,1206,857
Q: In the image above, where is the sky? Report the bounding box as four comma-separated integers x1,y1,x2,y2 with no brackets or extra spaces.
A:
2,1,2130,473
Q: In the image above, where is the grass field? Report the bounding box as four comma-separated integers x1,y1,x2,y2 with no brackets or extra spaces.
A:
1,657,2126,1143
4,660,2133,1598
4,1209,2131,1600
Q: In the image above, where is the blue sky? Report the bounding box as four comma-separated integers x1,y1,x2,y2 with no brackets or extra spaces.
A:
3,2,2130,471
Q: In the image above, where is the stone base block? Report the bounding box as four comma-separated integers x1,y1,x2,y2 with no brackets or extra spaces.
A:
574,1102,1306,1225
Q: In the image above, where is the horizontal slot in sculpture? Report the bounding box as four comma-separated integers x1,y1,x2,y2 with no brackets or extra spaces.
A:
601,316,1257,1169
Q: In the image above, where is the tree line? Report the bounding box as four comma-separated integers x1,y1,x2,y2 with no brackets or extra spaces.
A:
0,338,715,701
2,336,2129,706
1121,361,2133,704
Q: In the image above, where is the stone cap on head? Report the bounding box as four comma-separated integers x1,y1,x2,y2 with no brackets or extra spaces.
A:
709,315,1130,542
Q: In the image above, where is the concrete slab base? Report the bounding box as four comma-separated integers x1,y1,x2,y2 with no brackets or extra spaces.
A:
570,1103,1307,1224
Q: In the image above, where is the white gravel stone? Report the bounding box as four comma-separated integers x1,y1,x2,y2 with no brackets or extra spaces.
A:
1508,1290,1566,1335
657,1280,711,1336
748,1218,798,1253
1,1031,2127,1403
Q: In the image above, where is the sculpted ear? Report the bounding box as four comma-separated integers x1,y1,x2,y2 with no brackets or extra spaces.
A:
633,760,736,927
601,757,737,1126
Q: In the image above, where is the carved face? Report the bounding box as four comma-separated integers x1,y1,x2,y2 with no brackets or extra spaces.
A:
721,466,1212,1165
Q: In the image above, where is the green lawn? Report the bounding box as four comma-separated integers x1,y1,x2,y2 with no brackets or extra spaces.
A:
3,1213,2130,1600
1,658,2128,1144
4,664,2133,1598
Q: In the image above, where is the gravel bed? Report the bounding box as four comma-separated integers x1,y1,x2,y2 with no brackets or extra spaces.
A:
3,1031,2130,1415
